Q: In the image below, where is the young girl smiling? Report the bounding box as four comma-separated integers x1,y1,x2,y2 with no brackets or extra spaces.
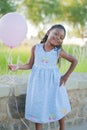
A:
9,24,78,130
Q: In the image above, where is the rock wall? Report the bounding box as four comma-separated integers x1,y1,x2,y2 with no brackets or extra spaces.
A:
0,73,87,130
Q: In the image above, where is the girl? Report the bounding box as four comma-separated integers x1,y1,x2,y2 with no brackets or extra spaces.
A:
8,24,78,130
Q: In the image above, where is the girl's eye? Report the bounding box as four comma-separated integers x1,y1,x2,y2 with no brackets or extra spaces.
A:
60,37,63,40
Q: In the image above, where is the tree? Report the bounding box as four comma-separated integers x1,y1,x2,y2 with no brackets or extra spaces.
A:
23,0,87,37
60,0,87,38
0,0,17,17
23,0,87,25
23,0,62,24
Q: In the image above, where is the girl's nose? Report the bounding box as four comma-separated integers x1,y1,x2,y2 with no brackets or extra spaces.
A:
57,36,60,40
56,37,60,41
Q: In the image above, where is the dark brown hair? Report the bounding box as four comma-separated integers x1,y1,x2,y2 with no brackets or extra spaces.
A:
40,24,66,49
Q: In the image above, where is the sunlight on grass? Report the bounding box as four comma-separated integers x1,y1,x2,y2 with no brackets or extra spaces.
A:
0,43,87,75
0,44,31,74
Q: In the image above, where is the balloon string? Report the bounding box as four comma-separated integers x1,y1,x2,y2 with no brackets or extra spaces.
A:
3,46,30,129
14,95,30,130
4,47,13,64
7,75,30,130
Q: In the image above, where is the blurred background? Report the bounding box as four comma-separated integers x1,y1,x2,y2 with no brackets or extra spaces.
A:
0,0,87,74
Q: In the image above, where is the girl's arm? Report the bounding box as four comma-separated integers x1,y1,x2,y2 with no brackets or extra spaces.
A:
8,45,36,71
59,50,78,86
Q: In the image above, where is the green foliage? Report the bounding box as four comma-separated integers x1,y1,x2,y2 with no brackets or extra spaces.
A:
0,0,17,16
61,0,87,26
23,0,62,24
23,0,87,26
22,0,87,38
0,0,86,38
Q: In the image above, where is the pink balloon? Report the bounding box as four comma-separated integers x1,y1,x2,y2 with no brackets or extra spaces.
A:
0,12,28,48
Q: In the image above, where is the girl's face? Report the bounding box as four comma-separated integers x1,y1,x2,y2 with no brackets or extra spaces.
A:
47,28,65,47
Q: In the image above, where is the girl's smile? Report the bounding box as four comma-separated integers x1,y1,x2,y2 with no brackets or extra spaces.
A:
47,28,65,47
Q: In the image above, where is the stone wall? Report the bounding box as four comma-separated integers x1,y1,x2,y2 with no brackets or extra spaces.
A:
0,73,87,130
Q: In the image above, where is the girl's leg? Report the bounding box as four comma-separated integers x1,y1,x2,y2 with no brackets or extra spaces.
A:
59,117,65,130
35,123,42,130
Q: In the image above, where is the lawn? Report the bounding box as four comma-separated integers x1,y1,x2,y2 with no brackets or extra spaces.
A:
0,43,87,75
60,44,87,73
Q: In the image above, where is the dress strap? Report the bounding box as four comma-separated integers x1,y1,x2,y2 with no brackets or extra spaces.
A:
35,43,42,53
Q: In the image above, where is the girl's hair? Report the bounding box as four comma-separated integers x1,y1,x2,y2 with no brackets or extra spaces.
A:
40,24,66,48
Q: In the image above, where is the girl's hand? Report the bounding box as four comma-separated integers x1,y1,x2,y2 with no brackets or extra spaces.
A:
59,75,68,87
8,64,19,71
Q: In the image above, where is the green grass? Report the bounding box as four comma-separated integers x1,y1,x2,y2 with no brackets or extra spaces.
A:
60,58,87,73
60,44,87,73
0,43,87,75
0,44,31,75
